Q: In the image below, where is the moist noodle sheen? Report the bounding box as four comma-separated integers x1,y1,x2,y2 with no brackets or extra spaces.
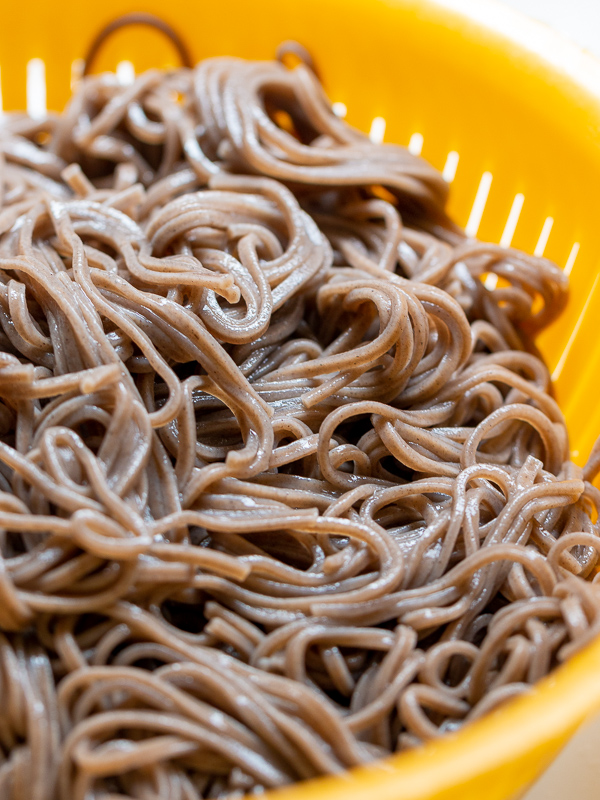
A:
0,57,598,799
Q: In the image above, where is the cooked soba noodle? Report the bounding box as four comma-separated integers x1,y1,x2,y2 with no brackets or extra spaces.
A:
0,55,598,800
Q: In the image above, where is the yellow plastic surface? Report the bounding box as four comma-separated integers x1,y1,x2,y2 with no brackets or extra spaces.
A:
2,0,600,798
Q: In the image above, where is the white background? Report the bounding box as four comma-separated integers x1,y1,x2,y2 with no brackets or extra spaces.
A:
502,0,600,57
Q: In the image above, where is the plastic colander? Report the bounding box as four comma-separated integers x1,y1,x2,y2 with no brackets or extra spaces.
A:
2,0,600,798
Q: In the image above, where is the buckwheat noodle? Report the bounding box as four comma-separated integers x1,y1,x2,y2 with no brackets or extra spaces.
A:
0,53,599,800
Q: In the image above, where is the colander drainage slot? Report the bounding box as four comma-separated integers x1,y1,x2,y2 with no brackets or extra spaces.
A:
408,132,423,155
500,193,525,248
552,273,599,382
534,216,554,256
465,170,493,237
369,116,386,143
442,150,460,182
26,58,46,120
564,242,580,276
116,60,135,85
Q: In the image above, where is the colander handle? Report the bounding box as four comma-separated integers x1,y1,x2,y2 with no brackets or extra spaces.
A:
82,13,193,76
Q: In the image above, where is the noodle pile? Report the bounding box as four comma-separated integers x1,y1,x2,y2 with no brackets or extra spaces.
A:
0,56,599,800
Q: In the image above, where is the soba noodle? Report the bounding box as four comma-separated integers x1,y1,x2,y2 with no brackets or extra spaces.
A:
0,55,598,800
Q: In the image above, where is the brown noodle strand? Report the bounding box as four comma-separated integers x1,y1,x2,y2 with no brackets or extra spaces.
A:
0,53,597,799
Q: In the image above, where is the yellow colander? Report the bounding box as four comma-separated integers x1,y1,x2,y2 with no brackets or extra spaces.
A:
2,0,600,798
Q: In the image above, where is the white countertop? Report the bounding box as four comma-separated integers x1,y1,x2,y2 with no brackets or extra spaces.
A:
502,0,600,58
